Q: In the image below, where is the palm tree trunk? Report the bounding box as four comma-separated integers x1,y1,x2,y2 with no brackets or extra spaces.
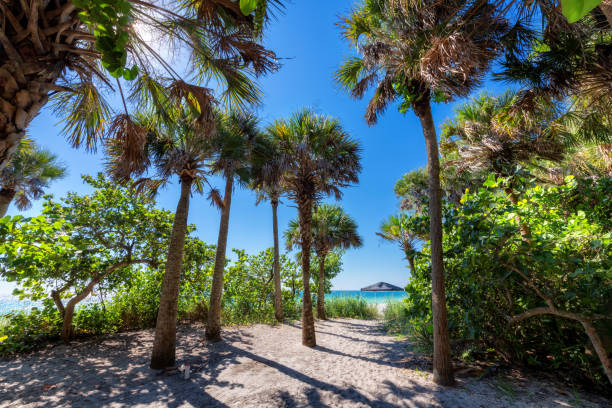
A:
150,176,192,369
407,256,416,276
599,0,612,27
414,95,455,386
298,193,316,347
0,65,55,170
272,198,283,322
0,0,82,169
206,171,234,342
316,254,327,320
0,188,16,217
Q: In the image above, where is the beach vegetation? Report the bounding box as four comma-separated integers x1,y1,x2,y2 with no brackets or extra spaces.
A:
324,297,378,320
0,174,171,342
386,176,612,389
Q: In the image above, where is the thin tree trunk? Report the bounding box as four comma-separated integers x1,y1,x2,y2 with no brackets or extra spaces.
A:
60,276,101,342
298,192,316,347
414,96,455,386
272,198,283,322
0,188,16,217
150,177,192,369
206,171,234,342
51,290,65,318
508,307,612,385
316,254,328,320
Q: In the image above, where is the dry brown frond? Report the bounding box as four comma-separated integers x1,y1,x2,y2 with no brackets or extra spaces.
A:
106,114,149,181
169,80,216,127
365,74,396,125
208,187,224,210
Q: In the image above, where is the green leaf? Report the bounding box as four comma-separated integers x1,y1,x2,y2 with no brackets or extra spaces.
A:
240,0,258,15
561,0,602,23
122,65,138,81
483,174,498,188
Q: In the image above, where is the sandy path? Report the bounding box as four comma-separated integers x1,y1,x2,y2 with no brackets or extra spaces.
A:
0,319,608,407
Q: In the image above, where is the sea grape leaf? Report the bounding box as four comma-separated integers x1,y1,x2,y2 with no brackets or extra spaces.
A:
561,0,602,23
240,0,258,15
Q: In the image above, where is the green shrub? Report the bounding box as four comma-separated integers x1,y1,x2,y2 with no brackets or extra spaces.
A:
0,308,62,355
324,297,379,319
73,304,122,335
383,300,433,353
396,176,612,389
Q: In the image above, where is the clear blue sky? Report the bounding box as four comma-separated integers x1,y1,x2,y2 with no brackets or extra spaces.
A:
0,0,507,296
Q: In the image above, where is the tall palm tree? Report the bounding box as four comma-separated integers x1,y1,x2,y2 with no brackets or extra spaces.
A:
335,0,511,385
106,106,213,369
377,213,419,275
253,141,286,322
268,109,361,346
0,0,281,169
0,138,66,216
205,111,264,342
286,204,362,320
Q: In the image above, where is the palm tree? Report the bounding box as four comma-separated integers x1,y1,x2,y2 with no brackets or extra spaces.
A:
286,204,362,320
335,0,511,385
106,106,213,369
205,111,264,342
377,213,419,275
252,141,286,322
441,92,567,197
268,109,361,346
0,138,66,216
0,0,281,168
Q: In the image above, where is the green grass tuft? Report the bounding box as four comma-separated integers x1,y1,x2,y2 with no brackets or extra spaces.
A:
324,297,379,319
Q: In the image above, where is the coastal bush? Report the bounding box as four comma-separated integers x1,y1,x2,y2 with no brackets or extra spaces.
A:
324,297,378,319
0,174,174,342
0,245,303,356
395,176,612,389
383,300,433,353
0,308,61,355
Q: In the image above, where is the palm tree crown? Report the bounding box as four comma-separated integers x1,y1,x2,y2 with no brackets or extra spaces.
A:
0,138,66,215
335,0,510,124
377,213,419,273
285,204,363,257
268,109,361,201
0,0,282,168
441,92,566,180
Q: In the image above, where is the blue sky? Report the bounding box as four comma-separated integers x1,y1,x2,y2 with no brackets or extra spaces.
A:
0,0,508,296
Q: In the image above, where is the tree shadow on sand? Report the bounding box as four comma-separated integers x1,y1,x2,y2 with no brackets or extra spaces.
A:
0,320,442,408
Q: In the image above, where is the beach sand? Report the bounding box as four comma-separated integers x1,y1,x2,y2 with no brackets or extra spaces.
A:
0,319,608,407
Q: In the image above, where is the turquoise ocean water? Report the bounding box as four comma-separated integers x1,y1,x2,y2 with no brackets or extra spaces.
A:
327,290,407,303
0,290,406,316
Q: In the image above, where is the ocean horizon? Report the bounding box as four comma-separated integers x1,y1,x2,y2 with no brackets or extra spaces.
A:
0,290,406,316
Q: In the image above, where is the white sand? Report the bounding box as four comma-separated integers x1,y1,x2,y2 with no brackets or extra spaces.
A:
0,319,608,407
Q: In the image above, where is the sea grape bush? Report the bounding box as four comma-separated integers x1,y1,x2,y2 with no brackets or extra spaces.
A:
0,174,173,341
399,175,612,388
